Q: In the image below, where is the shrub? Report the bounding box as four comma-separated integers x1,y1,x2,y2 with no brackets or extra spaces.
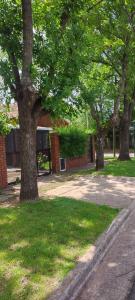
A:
37,152,49,170
57,127,88,158
0,113,11,135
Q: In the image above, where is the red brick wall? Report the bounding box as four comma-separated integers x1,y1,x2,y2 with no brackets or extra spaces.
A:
38,114,52,127
0,136,7,188
38,114,69,128
66,155,88,171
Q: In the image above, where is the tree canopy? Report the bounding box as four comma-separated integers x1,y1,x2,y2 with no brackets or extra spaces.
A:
0,0,94,116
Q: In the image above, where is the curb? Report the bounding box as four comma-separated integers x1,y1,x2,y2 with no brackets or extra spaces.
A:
48,207,131,300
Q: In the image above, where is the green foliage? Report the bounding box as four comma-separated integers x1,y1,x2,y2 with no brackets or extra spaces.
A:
37,152,50,170
87,0,135,109
0,0,91,116
57,126,88,158
71,109,96,134
79,63,116,132
74,0,135,138
0,197,118,299
0,112,11,135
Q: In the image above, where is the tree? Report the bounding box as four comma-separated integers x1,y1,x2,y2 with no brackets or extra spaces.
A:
80,63,116,170
88,0,135,160
71,109,96,133
0,0,99,201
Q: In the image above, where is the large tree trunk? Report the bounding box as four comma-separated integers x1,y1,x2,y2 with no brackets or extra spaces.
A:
96,130,104,170
18,93,39,201
119,117,130,160
18,0,39,200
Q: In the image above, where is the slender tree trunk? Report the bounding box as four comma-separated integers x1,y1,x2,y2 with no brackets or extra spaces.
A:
96,130,104,170
118,97,133,161
119,117,130,161
118,48,132,161
18,93,39,201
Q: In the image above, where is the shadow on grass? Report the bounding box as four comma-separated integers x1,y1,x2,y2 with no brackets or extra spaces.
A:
101,158,135,177
75,158,135,177
0,198,118,299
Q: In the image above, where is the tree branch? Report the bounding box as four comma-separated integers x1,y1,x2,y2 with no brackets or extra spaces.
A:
60,0,104,29
8,51,21,89
32,96,51,120
102,51,122,76
88,0,104,12
60,8,70,29
92,55,121,77
92,58,110,66
91,104,100,127
21,0,33,85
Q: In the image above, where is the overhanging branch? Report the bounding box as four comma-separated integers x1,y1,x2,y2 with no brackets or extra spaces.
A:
103,51,121,76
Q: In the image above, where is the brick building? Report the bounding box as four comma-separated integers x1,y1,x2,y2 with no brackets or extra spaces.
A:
0,103,94,188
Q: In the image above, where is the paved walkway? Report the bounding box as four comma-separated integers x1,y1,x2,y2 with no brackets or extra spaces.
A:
7,168,50,184
78,203,135,300
45,175,135,208
45,175,135,299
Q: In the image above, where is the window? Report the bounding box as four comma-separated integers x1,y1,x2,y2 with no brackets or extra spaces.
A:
60,158,66,171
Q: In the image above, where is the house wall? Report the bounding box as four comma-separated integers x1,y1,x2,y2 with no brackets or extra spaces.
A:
66,156,88,171
0,136,7,188
38,114,69,128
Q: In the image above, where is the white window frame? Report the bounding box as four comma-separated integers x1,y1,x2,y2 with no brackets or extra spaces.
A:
59,158,66,171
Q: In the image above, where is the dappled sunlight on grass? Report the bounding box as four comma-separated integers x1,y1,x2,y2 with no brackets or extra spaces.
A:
0,197,118,299
100,158,135,177
75,158,135,177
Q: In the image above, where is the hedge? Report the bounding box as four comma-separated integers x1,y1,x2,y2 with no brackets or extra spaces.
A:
58,127,88,159
0,113,11,135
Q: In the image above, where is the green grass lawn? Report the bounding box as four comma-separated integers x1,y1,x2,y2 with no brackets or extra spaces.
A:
100,158,135,177
75,158,135,177
0,197,118,300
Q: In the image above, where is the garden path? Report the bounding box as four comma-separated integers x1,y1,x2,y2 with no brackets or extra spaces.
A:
44,175,135,208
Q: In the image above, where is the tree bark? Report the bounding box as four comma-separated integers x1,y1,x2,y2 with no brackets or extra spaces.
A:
96,130,104,170
22,0,33,85
119,117,130,160
118,48,132,161
18,91,39,201
15,0,39,201
118,95,133,161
